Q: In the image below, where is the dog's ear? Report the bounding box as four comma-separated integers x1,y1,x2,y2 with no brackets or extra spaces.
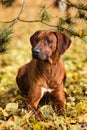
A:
30,30,41,45
54,32,71,55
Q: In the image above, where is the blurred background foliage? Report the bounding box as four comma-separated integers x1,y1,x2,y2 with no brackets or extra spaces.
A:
0,0,87,130
0,0,15,7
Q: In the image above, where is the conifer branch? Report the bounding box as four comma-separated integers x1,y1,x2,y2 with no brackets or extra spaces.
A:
66,0,87,11
0,0,87,53
0,0,15,7
0,27,12,53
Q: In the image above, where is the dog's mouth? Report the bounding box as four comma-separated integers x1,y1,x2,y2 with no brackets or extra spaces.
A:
32,53,39,59
32,52,53,64
32,52,49,61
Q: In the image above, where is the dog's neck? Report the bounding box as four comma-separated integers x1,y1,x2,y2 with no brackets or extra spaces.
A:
35,51,60,80
36,51,60,71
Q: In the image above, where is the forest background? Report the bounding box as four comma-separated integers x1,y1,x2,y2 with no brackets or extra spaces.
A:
0,0,87,130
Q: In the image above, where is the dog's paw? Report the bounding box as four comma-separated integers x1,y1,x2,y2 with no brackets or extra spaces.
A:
27,104,46,121
53,104,65,116
34,110,46,122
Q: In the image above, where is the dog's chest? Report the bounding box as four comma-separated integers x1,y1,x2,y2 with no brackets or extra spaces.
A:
43,64,58,80
41,87,55,98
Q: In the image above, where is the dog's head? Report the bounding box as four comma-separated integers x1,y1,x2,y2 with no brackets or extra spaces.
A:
30,30,71,61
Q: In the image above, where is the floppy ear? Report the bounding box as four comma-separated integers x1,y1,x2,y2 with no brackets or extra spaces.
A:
54,32,71,55
30,30,41,45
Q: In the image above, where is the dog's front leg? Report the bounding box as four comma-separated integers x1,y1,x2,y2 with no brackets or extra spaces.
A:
51,83,66,115
27,86,45,121
27,87,41,109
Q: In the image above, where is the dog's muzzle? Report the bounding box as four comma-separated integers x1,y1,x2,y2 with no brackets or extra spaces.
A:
32,48,40,59
32,48,49,61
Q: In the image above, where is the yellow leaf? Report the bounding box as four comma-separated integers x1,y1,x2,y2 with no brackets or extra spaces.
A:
23,111,33,120
33,123,41,130
76,102,87,113
6,103,18,111
0,124,4,130
0,107,3,111
78,30,83,37
77,114,87,123
66,117,76,124
17,127,24,130
2,110,8,117
23,113,30,120
15,95,25,100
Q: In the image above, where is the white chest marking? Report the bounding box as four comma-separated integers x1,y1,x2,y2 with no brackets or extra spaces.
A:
41,87,54,98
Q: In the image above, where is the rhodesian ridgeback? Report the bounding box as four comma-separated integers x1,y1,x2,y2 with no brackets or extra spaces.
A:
16,30,71,118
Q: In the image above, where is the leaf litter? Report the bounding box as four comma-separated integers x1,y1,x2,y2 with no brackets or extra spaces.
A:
0,39,87,130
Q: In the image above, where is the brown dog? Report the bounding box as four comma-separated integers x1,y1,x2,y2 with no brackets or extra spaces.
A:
16,30,71,116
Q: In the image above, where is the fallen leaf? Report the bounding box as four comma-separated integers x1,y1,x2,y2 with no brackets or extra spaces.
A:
68,124,81,130
0,124,4,130
15,95,26,100
76,102,87,114
2,110,8,117
77,114,87,123
0,107,3,111
78,30,83,37
33,123,41,130
17,127,24,130
5,102,18,111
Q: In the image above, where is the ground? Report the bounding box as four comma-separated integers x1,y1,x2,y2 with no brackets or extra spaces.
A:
0,0,87,130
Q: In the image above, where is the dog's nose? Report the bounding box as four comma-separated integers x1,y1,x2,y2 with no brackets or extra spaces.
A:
33,48,40,54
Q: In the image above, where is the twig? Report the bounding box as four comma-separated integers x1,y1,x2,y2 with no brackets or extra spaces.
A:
9,0,26,28
2,16,79,37
41,20,57,28
0,0,26,27
0,0,86,38
18,18,41,23
17,18,57,28
0,19,15,23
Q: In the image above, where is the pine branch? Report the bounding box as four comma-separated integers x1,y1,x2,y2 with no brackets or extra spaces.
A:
41,10,50,21
0,17,85,39
0,0,26,53
0,0,16,7
55,0,87,11
77,10,87,20
0,18,81,39
59,16,75,25
0,0,25,27
66,0,87,11
0,0,87,52
0,27,12,53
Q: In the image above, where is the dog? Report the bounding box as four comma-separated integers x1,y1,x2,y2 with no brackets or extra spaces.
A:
16,30,71,118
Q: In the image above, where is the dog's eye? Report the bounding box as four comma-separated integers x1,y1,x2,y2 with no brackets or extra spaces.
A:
45,38,53,44
34,37,39,43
